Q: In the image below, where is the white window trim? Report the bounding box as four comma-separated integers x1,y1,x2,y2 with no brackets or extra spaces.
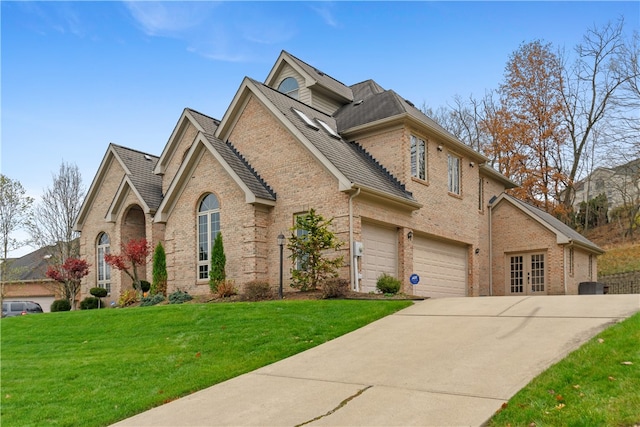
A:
448,153,461,195
197,194,221,281
410,135,426,181
97,233,111,293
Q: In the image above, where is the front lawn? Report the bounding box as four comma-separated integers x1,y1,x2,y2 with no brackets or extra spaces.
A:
489,311,640,426
0,299,412,426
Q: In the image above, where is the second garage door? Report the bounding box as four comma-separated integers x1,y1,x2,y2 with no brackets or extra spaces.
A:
360,222,398,294
413,237,467,298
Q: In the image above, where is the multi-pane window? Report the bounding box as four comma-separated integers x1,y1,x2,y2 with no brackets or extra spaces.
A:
197,194,221,280
448,154,461,195
510,255,524,294
97,232,111,293
294,213,309,271
589,254,593,279
478,178,484,211
530,254,545,292
278,77,299,99
410,135,426,180
568,248,574,276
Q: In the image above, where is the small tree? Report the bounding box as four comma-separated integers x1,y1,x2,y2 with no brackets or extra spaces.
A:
104,238,150,294
287,209,344,291
151,242,168,296
209,233,226,293
46,257,89,309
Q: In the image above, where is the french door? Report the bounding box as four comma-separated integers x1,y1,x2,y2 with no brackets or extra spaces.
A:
509,253,546,295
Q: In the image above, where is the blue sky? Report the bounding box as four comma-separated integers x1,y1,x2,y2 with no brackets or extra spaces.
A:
2,1,639,256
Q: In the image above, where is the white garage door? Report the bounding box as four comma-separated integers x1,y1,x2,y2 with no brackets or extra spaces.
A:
413,237,467,298
360,223,398,293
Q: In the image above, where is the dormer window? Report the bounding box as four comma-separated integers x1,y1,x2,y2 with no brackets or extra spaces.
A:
278,77,299,99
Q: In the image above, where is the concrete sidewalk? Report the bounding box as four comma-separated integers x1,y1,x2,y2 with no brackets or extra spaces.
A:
113,294,639,426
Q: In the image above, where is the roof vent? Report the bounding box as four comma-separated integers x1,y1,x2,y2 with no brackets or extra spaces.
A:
354,100,364,106
144,155,152,161
405,99,415,107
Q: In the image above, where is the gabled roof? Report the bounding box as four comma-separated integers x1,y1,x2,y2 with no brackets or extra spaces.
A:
265,51,353,103
154,129,276,223
74,144,161,231
492,193,604,254
3,244,55,281
154,108,220,176
223,77,418,208
335,83,488,163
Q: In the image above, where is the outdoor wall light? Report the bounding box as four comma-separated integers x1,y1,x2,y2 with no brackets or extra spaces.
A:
437,145,443,151
407,231,413,240
277,233,285,299
475,248,480,255
469,162,475,167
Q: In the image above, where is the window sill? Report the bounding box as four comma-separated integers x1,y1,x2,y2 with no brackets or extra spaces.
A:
411,177,429,186
448,192,462,200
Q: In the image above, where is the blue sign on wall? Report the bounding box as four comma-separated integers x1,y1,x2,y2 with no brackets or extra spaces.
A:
409,274,420,285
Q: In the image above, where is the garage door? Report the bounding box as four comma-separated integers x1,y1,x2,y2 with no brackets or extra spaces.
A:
4,296,55,313
360,223,398,293
413,237,467,298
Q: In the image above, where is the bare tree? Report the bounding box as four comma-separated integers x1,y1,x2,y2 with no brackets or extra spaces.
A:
28,162,85,265
0,175,34,303
559,19,639,209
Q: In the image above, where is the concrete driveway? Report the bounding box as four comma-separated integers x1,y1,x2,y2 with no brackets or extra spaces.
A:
113,294,639,426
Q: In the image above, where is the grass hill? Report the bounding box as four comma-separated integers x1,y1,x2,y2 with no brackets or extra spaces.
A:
584,222,640,276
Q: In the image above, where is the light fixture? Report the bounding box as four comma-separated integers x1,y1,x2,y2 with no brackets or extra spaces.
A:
469,162,475,167
407,231,413,240
475,248,480,255
437,145,443,151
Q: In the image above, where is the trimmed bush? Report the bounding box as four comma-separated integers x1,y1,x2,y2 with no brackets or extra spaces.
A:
168,289,192,304
152,242,168,296
139,280,151,293
376,273,401,295
322,278,350,299
80,297,101,310
90,287,108,298
140,294,165,307
51,299,71,312
242,281,274,301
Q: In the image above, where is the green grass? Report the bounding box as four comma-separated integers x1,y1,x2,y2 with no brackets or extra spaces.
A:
0,299,412,427
598,244,640,276
489,311,640,427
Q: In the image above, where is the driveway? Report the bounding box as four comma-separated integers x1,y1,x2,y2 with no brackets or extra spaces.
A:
113,294,639,426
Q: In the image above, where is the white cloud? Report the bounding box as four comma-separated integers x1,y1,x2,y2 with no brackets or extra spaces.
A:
124,1,219,36
310,3,339,28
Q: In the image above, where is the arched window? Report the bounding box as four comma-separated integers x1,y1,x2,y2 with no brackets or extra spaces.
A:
197,194,220,280
277,77,299,99
96,232,111,293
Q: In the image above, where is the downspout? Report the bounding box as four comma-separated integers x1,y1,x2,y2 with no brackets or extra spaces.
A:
349,188,361,291
488,200,493,296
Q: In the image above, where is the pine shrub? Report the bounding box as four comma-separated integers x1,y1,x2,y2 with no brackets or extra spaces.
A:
151,242,168,296
209,233,226,293
168,289,193,304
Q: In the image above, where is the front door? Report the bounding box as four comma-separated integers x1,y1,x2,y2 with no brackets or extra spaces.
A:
509,253,546,295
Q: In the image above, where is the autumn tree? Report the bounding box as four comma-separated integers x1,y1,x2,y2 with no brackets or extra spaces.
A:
46,257,89,309
28,162,85,264
104,238,150,294
288,209,343,291
0,175,34,304
559,19,639,210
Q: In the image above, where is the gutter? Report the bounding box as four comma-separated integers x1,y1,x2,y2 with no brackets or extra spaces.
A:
349,188,361,291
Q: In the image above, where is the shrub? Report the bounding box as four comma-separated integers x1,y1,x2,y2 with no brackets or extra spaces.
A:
118,289,138,307
139,280,151,293
168,289,192,304
216,280,237,298
151,242,168,296
140,294,165,307
80,297,101,310
322,278,350,299
376,273,401,295
242,280,274,301
51,299,71,312
209,233,226,293
90,287,108,298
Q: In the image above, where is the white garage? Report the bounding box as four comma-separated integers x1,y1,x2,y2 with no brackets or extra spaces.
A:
360,222,398,293
412,237,467,298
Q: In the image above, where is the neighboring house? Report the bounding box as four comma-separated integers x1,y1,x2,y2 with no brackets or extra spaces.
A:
74,50,603,300
573,158,640,216
1,245,60,312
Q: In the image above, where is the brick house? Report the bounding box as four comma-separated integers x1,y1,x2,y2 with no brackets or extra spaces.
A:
74,51,603,303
